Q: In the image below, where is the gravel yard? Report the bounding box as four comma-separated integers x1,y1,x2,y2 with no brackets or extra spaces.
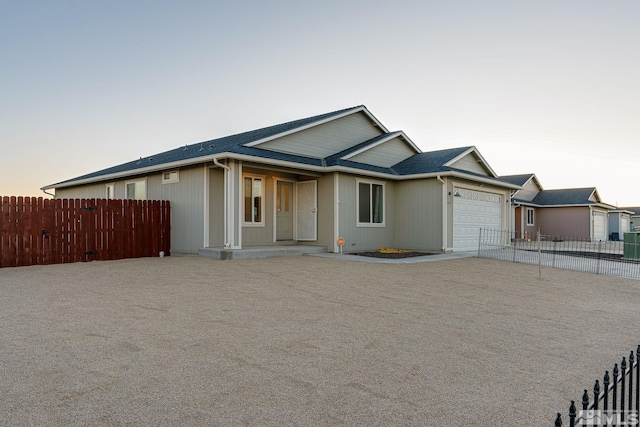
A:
1,255,639,426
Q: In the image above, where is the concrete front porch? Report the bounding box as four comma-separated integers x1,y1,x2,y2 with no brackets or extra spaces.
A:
198,245,328,260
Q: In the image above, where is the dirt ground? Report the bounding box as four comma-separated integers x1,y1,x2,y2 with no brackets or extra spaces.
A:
1,255,639,426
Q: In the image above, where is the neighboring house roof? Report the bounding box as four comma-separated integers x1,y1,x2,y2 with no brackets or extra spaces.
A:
620,207,640,216
531,188,598,205
513,187,614,209
42,106,520,191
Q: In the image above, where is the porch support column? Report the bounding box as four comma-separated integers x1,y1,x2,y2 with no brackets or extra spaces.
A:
203,165,210,248
333,172,340,253
437,175,448,251
226,159,242,249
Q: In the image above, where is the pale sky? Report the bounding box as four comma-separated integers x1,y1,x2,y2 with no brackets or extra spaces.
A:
2,1,638,206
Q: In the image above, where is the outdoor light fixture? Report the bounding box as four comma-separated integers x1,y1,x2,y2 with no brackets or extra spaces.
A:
453,190,462,197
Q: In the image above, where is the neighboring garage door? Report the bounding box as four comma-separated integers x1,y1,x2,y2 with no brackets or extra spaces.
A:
593,211,607,241
453,189,502,251
621,216,630,234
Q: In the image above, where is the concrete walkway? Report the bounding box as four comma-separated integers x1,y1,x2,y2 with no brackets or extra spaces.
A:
309,250,476,263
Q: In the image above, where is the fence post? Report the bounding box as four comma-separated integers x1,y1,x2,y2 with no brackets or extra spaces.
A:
569,399,576,427
537,227,542,279
603,370,610,417
477,228,483,258
581,389,589,426
613,363,619,415
596,240,602,275
621,357,627,421
636,345,640,412
555,412,563,426
629,351,634,414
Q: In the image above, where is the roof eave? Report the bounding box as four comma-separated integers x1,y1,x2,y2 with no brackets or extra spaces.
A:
43,155,522,191
41,153,238,190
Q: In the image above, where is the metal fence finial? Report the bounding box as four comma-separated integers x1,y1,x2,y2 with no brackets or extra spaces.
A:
554,412,562,426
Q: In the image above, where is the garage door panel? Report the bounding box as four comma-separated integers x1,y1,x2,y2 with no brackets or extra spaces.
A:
453,189,502,252
593,211,606,241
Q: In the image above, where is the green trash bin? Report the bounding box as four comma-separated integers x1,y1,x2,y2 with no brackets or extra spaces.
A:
623,232,640,259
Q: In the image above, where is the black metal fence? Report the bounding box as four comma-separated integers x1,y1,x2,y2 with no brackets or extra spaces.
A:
477,229,640,280
555,345,640,426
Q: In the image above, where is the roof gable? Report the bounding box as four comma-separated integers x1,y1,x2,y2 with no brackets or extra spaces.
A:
341,132,420,168
444,147,497,177
501,173,543,202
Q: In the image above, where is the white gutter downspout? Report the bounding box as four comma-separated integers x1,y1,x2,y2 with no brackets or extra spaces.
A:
213,158,232,248
437,175,447,252
334,172,340,253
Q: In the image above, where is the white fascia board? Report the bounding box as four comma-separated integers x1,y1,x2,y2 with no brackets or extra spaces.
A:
341,131,421,160
388,170,521,189
444,146,499,178
243,106,389,148
610,209,635,214
522,203,610,209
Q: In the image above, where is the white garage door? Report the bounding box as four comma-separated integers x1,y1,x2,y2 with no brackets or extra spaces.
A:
453,189,502,251
593,211,606,241
621,216,630,234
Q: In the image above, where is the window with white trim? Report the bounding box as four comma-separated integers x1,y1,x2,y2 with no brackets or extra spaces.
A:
526,208,535,226
357,180,385,226
162,170,179,184
243,175,264,225
125,179,146,200
105,183,115,200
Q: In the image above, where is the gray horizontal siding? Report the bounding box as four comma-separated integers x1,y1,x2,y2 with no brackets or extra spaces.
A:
393,179,443,251
337,174,396,252
55,166,206,254
348,137,416,168
449,153,490,176
257,112,383,158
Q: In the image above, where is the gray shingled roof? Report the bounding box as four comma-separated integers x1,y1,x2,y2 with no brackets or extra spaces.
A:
620,207,640,215
391,147,472,175
45,107,517,190
528,188,597,206
47,106,363,187
499,174,535,186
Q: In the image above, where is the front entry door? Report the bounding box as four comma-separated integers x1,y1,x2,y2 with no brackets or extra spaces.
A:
296,180,317,241
276,181,294,240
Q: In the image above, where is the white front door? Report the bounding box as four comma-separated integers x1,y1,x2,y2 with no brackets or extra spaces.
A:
296,181,317,241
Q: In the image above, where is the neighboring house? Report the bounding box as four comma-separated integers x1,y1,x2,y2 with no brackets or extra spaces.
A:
500,173,615,241
42,105,520,255
619,207,640,232
608,209,634,240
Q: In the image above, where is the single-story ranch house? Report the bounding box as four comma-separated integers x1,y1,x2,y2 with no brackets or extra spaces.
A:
43,106,521,255
500,173,623,241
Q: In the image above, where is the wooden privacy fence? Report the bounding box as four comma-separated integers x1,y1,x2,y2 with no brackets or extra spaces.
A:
1,197,170,268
